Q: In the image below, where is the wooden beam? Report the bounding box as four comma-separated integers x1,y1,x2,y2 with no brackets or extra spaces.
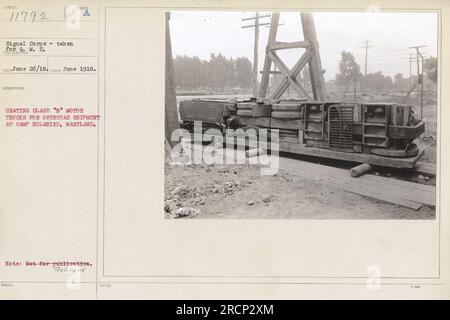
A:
277,141,424,169
271,48,314,98
242,22,270,28
344,185,423,210
270,49,314,99
268,51,311,99
352,175,435,207
268,40,311,50
301,13,327,101
259,70,282,74
258,13,280,98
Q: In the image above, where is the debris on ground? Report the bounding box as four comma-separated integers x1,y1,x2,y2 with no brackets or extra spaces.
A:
165,207,200,219
207,180,242,195
262,194,274,203
422,135,435,143
166,184,206,208
418,174,430,182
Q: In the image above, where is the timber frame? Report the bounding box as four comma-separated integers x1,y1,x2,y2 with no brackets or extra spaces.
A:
259,13,327,101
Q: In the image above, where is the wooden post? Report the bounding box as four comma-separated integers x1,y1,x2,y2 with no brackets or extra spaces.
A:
259,13,280,98
253,13,259,97
165,12,179,148
300,12,327,101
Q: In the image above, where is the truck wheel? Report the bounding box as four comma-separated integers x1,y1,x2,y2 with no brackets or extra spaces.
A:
370,143,419,158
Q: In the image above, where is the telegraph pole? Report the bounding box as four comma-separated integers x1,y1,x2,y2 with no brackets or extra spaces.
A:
359,39,374,76
408,45,426,120
242,13,271,96
408,53,413,86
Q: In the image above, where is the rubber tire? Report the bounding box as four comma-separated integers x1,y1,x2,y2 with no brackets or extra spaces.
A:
271,111,303,119
237,109,253,117
272,103,303,111
370,143,419,158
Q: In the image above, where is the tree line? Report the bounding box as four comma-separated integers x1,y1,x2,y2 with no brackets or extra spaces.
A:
335,51,437,93
173,51,437,93
173,54,253,92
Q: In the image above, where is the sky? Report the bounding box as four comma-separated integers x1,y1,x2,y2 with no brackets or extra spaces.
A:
170,10,438,81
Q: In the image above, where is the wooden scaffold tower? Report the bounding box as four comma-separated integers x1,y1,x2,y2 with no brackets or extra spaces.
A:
259,12,327,101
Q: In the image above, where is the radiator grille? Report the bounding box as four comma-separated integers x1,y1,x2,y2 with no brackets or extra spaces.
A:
329,106,354,152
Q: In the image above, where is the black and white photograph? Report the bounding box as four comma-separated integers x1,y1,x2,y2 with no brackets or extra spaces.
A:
164,10,438,219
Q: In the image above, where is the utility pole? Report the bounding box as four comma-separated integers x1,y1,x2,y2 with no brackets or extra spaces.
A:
408,53,413,85
242,13,271,96
403,45,426,120
359,39,374,76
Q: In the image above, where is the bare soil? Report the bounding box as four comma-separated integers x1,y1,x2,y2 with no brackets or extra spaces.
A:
164,153,435,220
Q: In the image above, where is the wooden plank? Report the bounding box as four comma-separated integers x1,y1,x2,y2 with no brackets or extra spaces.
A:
300,12,327,101
345,179,435,207
278,141,424,169
344,185,423,210
412,161,436,176
270,48,314,99
351,184,435,207
268,50,312,99
269,40,310,50
258,13,280,98
359,174,435,193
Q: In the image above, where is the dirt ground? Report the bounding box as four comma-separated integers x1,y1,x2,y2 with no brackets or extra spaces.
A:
167,91,436,220
164,150,435,220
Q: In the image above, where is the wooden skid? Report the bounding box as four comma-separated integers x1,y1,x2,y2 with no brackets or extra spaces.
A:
278,141,424,169
198,131,425,169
